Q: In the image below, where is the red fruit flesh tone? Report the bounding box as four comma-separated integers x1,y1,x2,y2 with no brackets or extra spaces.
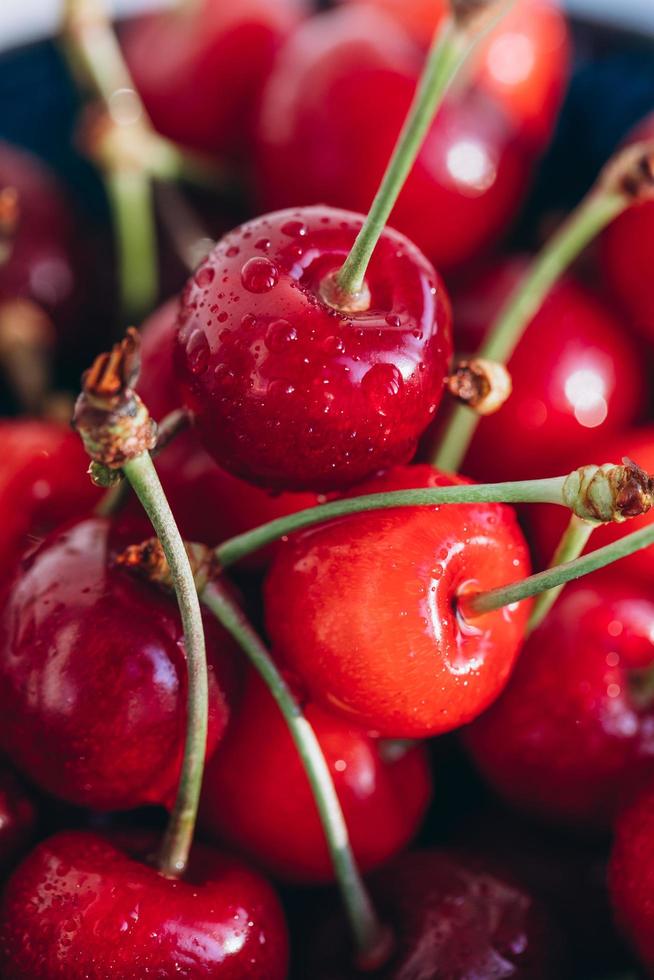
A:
0,830,289,979
122,0,304,159
174,206,452,492
255,7,533,273
609,783,654,974
464,579,654,829
200,668,432,882
265,464,531,738
451,258,645,481
0,764,36,874
0,517,237,810
304,849,564,979
0,419,101,583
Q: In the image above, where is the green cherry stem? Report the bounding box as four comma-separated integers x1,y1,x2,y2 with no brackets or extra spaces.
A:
526,515,594,634
201,580,392,970
331,0,514,304
106,169,158,321
123,452,209,878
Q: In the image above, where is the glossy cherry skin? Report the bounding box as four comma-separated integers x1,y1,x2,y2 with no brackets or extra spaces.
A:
0,419,101,584
265,464,531,738
0,830,289,979
174,206,452,492
464,578,654,830
341,0,570,151
122,0,304,160
609,782,654,975
200,668,431,882
0,517,238,811
255,7,533,274
600,113,654,341
0,763,36,874
303,849,564,979
451,258,645,481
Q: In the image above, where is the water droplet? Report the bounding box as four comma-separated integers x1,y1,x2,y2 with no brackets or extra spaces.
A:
281,219,308,237
241,257,279,293
265,319,298,352
194,265,215,288
361,363,403,414
385,313,401,328
226,245,240,257
255,237,271,251
185,331,210,375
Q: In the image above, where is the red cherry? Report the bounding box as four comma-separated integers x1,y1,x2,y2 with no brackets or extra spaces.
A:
0,419,101,584
609,782,654,974
254,7,533,273
0,830,289,979
174,206,452,492
200,667,431,882
0,516,238,810
302,849,564,978
599,113,654,340
464,578,654,830
264,464,531,738
122,0,304,159
0,763,36,875
450,257,645,481
340,0,570,151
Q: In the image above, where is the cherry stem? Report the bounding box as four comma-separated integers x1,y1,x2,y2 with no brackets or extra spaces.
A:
202,580,392,969
215,476,567,567
460,518,654,619
335,1,513,301
526,515,594,634
106,169,158,321
123,452,208,878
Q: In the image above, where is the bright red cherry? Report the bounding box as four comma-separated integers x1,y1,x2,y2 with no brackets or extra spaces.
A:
609,782,654,974
340,0,570,151
302,849,564,978
599,113,654,341
200,667,431,882
0,763,36,875
174,206,452,492
254,7,533,273
122,0,304,159
450,257,645,481
0,517,238,811
0,419,101,584
0,830,289,979
265,464,531,738
464,578,654,830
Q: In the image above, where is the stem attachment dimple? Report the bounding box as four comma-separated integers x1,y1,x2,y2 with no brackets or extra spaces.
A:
446,358,512,415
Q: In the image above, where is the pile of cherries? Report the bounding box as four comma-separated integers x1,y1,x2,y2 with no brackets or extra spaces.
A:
2,0,654,977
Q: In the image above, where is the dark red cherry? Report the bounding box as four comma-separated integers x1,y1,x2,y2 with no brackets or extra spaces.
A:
200,667,431,882
0,419,101,584
609,782,654,975
450,257,645,481
464,578,654,830
0,763,36,875
302,849,564,978
254,7,533,273
122,0,304,159
0,516,238,810
265,464,531,738
0,830,289,979
174,206,452,492
599,113,654,341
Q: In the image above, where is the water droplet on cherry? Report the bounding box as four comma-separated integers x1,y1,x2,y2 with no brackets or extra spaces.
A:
241,257,279,293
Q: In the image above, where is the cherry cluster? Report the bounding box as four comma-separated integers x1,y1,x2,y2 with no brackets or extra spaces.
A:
1,0,654,978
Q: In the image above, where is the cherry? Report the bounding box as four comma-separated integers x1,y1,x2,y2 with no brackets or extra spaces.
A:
599,113,654,341
301,849,564,978
609,782,654,975
0,419,101,584
0,763,36,875
0,830,289,978
200,667,432,882
122,0,304,160
174,206,452,492
0,516,238,811
449,257,645,481
464,578,654,830
341,0,570,151
265,464,531,738
254,6,534,274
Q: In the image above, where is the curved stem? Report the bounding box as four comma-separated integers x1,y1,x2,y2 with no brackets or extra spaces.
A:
215,477,567,568
106,169,158,322
526,515,594,633
202,580,390,968
123,452,208,878
431,190,625,473
460,519,654,619
336,1,513,299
